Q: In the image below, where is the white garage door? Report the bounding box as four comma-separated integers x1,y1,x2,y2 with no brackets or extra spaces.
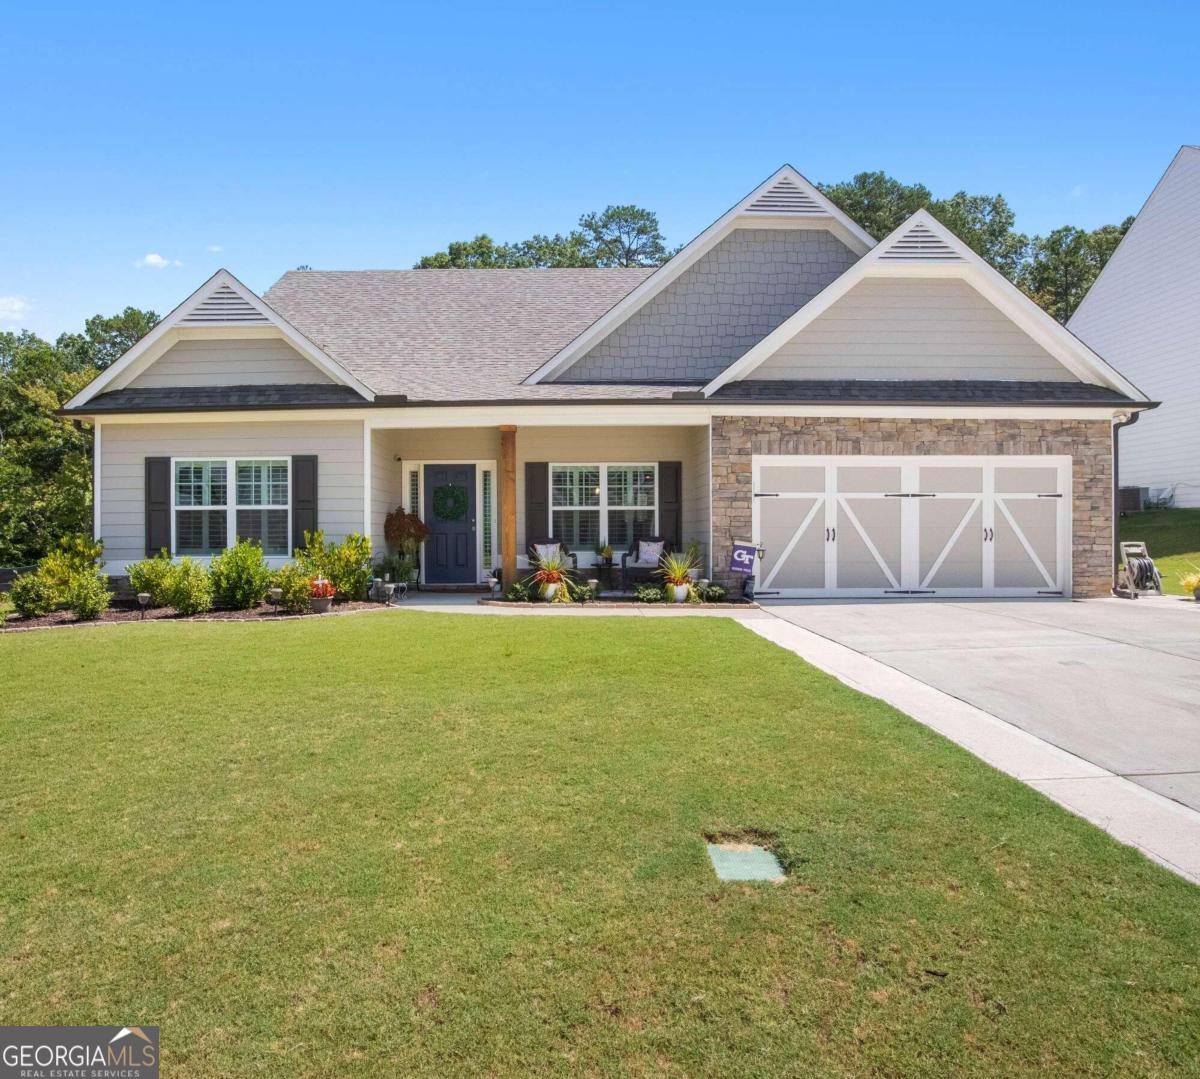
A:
752,455,1072,598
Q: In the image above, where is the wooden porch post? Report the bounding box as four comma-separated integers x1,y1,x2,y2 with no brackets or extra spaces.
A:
499,425,517,585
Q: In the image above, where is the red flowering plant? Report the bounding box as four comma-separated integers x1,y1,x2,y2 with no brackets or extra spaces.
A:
309,576,336,599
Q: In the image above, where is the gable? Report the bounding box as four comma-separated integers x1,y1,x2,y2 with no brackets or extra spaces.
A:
127,337,335,389
558,228,859,382
753,277,1079,382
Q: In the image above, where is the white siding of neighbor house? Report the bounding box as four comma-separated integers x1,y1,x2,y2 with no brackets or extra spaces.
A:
127,338,334,388
99,421,364,568
369,426,710,567
754,277,1078,382
1069,147,1200,507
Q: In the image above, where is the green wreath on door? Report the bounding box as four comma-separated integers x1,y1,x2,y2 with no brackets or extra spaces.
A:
432,483,468,521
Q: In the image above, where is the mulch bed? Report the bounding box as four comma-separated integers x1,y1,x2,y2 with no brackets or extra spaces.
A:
2,599,384,633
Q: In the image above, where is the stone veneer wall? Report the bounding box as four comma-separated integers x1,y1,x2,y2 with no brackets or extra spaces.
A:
710,416,1113,597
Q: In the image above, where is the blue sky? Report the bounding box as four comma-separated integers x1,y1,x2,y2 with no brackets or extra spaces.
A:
3,0,1197,339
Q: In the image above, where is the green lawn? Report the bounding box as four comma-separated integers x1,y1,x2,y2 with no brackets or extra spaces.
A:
2,614,1197,1076
1119,508,1200,594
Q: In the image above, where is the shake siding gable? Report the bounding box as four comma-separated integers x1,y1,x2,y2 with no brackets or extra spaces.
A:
561,229,859,382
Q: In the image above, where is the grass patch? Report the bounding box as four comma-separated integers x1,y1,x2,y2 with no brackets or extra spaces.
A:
2,613,1198,1075
1119,508,1200,594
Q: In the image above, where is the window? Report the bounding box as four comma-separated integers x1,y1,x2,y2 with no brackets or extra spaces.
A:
174,461,228,556
550,463,655,556
235,460,290,555
172,457,290,557
551,465,601,547
481,468,494,568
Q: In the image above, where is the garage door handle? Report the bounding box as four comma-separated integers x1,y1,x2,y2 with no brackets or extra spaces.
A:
983,527,994,541
825,527,836,542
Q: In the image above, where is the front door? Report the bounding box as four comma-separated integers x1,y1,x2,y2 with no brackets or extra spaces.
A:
423,464,477,583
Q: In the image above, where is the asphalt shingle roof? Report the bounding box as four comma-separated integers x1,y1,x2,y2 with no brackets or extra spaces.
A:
263,268,701,401
82,384,369,413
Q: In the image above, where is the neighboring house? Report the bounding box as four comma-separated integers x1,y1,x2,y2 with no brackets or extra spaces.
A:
1069,146,1200,508
65,165,1150,598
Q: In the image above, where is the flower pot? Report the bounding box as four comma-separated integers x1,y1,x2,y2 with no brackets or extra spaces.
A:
670,583,690,603
311,596,333,614
541,582,559,601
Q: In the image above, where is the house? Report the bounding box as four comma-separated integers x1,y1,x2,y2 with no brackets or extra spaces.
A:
1069,146,1200,508
65,166,1151,598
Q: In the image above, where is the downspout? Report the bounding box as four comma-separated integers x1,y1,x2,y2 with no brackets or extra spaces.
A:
1112,411,1141,593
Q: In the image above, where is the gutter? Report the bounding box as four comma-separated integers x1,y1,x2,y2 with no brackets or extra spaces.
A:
60,396,1160,418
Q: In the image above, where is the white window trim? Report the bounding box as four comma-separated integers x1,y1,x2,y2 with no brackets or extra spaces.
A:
401,459,498,586
548,462,659,568
169,455,292,564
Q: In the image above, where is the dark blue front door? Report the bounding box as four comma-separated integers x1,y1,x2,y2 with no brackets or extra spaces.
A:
423,464,477,583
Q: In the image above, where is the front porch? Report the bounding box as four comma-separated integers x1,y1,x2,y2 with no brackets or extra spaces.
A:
367,423,711,588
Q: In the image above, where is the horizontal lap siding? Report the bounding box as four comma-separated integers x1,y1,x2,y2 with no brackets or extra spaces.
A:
756,278,1078,382
128,339,333,388
99,421,364,564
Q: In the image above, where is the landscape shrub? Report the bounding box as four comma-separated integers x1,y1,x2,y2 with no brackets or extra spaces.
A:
374,553,415,584
633,583,664,603
126,550,175,606
163,557,214,616
504,580,532,602
10,572,55,619
296,530,372,600
66,572,111,621
210,540,272,610
270,563,312,613
38,534,104,600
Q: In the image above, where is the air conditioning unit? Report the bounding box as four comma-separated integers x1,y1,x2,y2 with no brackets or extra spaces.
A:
1119,486,1149,514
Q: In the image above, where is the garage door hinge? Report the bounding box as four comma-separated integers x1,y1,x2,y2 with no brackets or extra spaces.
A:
884,493,937,498
753,492,779,498
884,589,937,594
1037,493,1064,498
1037,590,1064,595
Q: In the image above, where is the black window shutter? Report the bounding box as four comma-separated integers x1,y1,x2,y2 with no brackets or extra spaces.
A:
526,462,549,542
658,461,683,550
145,457,171,556
292,455,318,553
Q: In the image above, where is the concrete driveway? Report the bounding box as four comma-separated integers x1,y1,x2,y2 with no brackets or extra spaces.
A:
763,596,1200,811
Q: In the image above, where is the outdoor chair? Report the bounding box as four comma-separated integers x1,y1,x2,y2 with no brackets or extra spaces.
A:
620,536,672,587
527,536,578,570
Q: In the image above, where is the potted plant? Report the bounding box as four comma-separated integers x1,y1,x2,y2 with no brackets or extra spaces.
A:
309,576,335,613
595,539,614,566
1181,571,1200,600
384,507,429,575
657,550,698,603
530,549,573,602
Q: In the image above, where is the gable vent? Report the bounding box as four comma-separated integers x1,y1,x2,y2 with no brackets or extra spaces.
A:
745,176,824,215
180,283,271,324
879,222,964,262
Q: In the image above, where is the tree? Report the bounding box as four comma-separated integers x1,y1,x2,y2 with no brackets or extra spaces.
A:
817,172,933,241
819,172,1028,280
0,309,158,565
1019,217,1133,323
56,306,159,371
577,205,672,267
414,206,672,269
